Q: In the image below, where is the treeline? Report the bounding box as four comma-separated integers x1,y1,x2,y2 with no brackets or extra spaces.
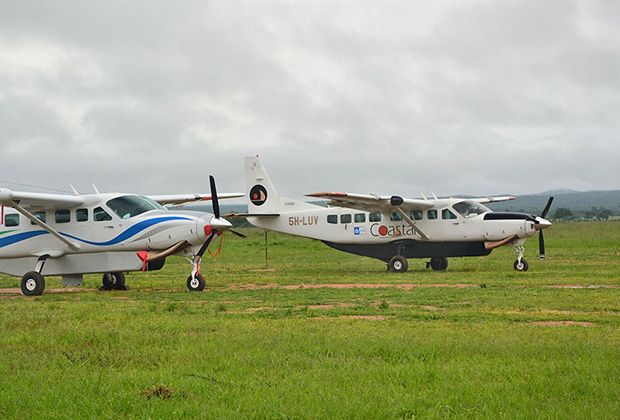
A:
552,207,616,221
485,190,620,221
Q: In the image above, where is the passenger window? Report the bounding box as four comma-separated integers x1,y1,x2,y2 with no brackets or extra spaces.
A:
5,214,19,227
354,213,365,223
55,210,70,224
442,209,458,220
427,210,438,220
94,207,112,222
327,214,338,224
31,211,46,225
369,213,382,222
76,208,89,222
390,212,402,221
340,214,352,224
410,211,423,221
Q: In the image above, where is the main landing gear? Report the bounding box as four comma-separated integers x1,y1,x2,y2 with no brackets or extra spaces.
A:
21,271,45,296
388,255,408,273
20,255,48,296
388,256,450,273
427,257,449,271
101,272,128,290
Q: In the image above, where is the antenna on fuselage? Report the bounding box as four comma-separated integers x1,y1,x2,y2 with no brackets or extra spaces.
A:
69,184,80,196
420,192,428,200
431,192,438,200
93,184,101,194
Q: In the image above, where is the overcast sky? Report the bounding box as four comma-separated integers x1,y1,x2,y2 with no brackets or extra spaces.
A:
1,0,619,201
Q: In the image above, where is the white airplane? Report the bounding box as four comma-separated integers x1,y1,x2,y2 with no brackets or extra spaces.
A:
243,156,553,273
0,177,243,295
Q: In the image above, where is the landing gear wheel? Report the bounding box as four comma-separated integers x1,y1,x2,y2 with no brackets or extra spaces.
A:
102,272,126,290
21,271,45,296
514,259,529,272
429,257,449,271
187,273,206,292
389,255,408,273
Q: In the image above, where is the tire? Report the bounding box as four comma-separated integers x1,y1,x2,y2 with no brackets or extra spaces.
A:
21,271,45,296
430,257,449,271
187,273,206,291
389,255,408,273
514,259,529,272
102,272,126,290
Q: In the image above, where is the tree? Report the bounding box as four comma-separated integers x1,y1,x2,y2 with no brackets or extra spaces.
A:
553,208,574,221
597,209,612,221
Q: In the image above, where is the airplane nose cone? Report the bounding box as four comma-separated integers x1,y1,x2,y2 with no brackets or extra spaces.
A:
209,217,232,231
534,217,552,231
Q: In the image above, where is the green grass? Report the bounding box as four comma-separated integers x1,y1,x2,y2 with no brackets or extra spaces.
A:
1,222,620,419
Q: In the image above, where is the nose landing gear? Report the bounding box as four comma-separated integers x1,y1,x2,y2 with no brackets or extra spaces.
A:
512,244,529,272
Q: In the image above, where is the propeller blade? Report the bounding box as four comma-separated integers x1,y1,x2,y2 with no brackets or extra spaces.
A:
541,197,554,219
539,230,546,260
229,229,247,238
209,175,220,219
197,231,217,258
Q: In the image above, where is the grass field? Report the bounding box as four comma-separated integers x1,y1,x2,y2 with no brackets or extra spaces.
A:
1,222,619,419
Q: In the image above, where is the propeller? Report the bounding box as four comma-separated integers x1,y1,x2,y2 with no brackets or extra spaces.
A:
228,229,247,238
209,175,220,219
538,197,554,260
196,175,245,260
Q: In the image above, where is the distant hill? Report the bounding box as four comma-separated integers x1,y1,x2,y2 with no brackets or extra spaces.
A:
172,190,620,222
484,190,620,218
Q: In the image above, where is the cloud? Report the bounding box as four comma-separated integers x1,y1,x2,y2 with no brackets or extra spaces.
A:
0,0,618,199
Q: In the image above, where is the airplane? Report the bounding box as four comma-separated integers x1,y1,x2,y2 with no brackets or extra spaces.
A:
0,177,243,296
242,156,553,273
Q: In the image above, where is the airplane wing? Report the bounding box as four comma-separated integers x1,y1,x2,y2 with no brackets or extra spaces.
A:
307,191,433,240
472,195,516,204
0,188,83,251
0,188,85,210
305,192,434,213
148,193,244,205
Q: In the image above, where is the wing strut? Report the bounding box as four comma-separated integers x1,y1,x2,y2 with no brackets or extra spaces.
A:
394,208,431,241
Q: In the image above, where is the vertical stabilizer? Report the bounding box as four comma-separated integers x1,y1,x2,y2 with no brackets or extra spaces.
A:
245,156,281,214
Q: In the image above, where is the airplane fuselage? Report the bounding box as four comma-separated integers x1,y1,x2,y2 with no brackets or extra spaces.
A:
249,198,537,246
0,193,213,276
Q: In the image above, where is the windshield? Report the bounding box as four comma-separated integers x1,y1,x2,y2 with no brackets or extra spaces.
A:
453,200,491,219
106,195,165,219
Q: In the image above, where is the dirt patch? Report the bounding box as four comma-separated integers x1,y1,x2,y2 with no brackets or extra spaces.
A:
546,285,619,289
528,321,596,327
0,287,85,295
305,303,355,310
227,283,476,290
341,315,388,320
0,288,22,295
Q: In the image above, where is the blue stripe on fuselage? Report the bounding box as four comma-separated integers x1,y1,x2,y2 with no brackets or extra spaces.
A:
0,231,49,248
0,216,193,248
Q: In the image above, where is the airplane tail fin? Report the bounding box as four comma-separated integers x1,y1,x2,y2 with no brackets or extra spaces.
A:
245,156,319,214
244,156,282,214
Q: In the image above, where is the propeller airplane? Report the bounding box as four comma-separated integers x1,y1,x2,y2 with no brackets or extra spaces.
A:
0,177,243,295
242,156,553,273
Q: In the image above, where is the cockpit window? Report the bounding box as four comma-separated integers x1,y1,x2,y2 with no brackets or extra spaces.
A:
453,200,491,219
106,195,164,219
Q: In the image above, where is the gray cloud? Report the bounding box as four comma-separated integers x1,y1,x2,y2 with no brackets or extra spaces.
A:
0,0,618,199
